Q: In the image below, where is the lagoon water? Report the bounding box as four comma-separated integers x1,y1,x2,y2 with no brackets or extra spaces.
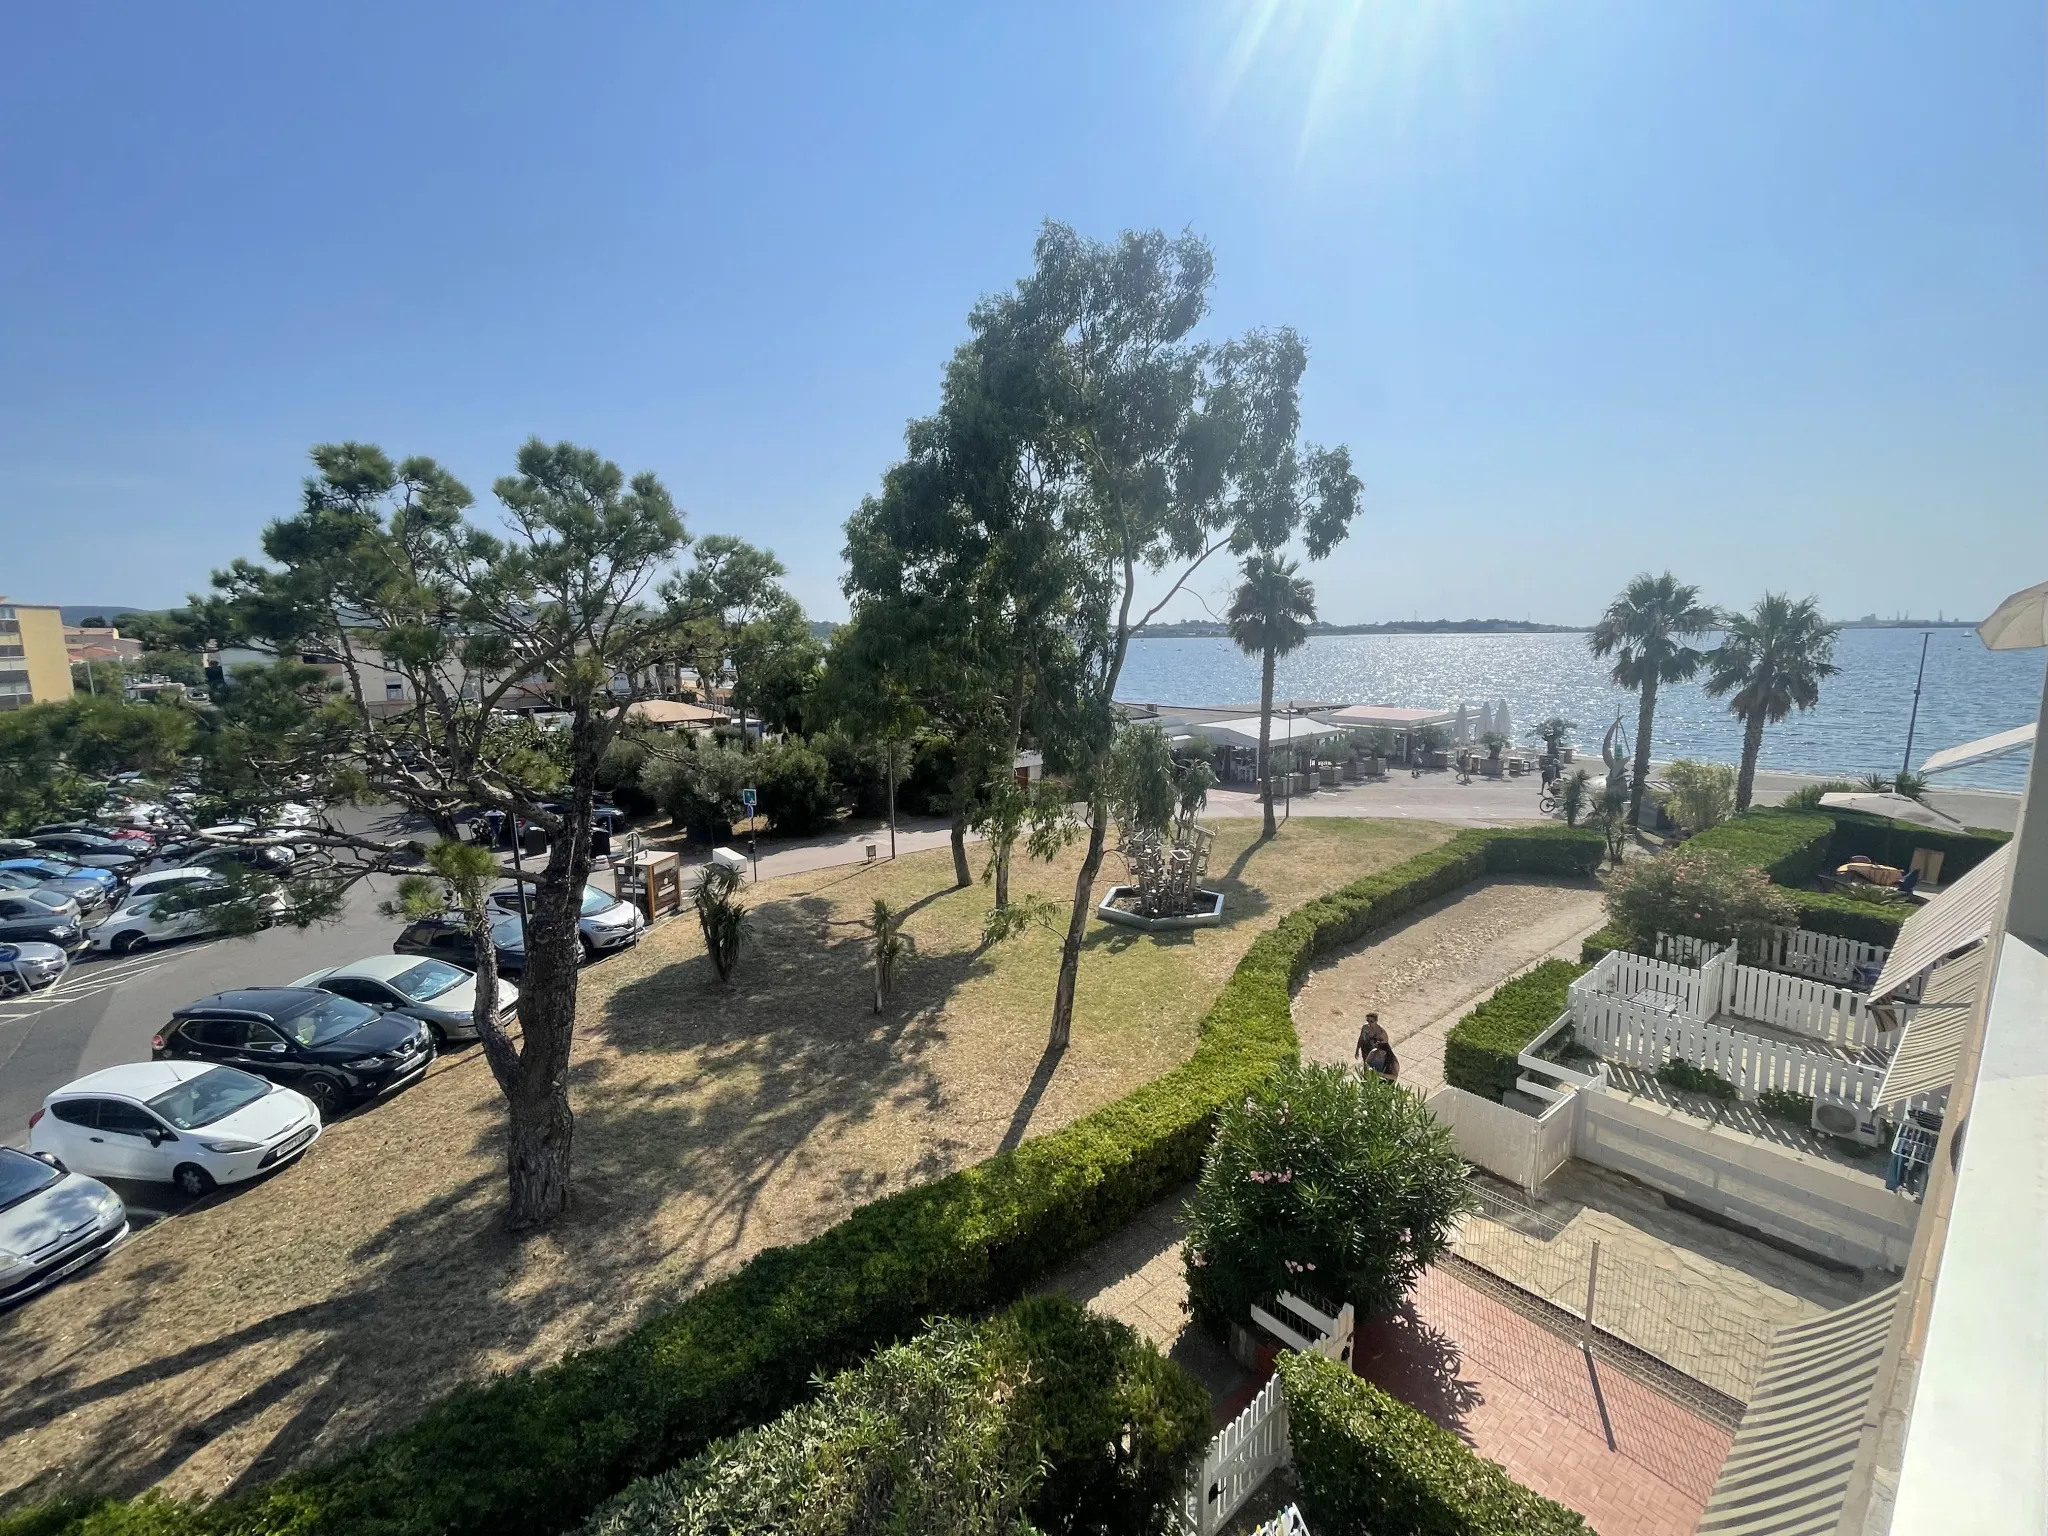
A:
1117,627,2044,792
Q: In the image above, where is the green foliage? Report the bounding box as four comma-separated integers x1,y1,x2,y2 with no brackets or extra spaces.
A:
1559,767,1589,828
1529,716,1576,754
0,695,199,833
5,825,1595,1536
816,730,894,819
1579,926,1623,963
1822,813,2008,885
1757,1088,1815,1124
1604,845,1794,954
869,898,909,1013
694,863,750,983
1780,889,1906,945
752,738,837,836
1685,808,1839,884
1656,1059,1739,1099
1661,759,1736,833
643,739,751,843
582,1315,1042,1536
1182,1065,1472,1335
1277,1351,1591,1536
1443,960,1588,1101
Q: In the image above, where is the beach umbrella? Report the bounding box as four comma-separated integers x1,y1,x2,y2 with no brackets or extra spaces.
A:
1454,703,1470,742
1818,791,1965,831
1496,700,1512,744
1979,579,2048,651
1920,723,2035,776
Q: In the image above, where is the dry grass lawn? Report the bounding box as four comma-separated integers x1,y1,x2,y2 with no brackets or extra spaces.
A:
0,816,1450,1511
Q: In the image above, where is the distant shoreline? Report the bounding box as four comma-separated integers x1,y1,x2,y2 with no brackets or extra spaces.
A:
1134,619,1585,639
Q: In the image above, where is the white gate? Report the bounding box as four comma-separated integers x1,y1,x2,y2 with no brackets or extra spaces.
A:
1176,1294,1353,1535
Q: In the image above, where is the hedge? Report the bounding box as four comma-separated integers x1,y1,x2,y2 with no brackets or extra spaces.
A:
1442,958,1590,1102
1277,1351,1591,1535
4,823,1600,1536
1780,889,1908,946
1685,808,1838,885
1579,926,1622,964
1822,812,2008,884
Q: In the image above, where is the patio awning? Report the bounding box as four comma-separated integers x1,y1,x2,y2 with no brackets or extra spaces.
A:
1877,947,1989,1107
1175,715,1346,752
1870,843,2013,1001
1920,722,2034,776
1697,1285,1901,1535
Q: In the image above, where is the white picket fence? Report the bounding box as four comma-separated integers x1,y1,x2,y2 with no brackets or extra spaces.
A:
1578,947,1877,1053
1573,993,1890,1110
1176,1295,1353,1535
1746,926,1889,986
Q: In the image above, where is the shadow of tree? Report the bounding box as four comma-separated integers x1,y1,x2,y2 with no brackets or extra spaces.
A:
1353,1300,1486,1442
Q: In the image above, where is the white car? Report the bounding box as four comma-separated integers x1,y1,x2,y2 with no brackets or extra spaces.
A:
122,867,233,902
488,883,643,960
0,1146,127,1308
290,955,518,1044
28,1062,321,1197
90,882,287,954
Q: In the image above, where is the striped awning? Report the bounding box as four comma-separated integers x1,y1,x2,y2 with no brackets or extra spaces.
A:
1877,947,1988,1107
1698,1285,1901,1535
1870,844,2012,1001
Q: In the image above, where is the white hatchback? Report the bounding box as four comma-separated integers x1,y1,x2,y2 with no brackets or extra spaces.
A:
28,1062,322,1197
89,881,286,954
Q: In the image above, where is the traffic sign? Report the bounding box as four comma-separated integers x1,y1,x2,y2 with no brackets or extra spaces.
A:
741,787,757,809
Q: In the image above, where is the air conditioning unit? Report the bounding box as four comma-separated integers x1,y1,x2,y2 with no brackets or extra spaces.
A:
1812,1096,1886,1147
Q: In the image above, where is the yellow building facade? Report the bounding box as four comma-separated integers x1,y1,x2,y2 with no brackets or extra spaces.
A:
0,600,73,708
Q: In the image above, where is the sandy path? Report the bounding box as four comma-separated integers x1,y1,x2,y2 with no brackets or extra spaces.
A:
1291,876,1608,1093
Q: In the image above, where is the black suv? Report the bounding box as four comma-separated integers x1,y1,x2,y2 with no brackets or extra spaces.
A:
393,913,527,975
153,988,435,1118
0,893,87,953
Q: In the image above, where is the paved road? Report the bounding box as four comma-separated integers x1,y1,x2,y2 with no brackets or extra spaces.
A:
0,873,409,1147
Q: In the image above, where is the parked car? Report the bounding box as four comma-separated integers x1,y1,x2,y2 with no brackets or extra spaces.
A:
0,894,89,954
290,955,519,1044
89,882,286,954
121,867,234,902
25,833,141,872
154,988,436,1117
27,821,156,848
0,941,72,994
167,842,296,877
27,1062,321,1197
487,883,643,960
392,912,528,975
0,1146,127,1307
0,859,121,906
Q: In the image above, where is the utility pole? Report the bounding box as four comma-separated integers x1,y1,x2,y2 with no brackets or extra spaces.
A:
887,741,897,860
1901,631,1932,782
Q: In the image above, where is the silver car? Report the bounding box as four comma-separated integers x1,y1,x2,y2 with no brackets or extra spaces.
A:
0,941,71,996
0,1146,127,1308
488,883,642,960
289,955,520,1043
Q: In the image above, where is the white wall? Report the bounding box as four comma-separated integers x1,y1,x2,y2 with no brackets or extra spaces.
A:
1426,1085,1574,1194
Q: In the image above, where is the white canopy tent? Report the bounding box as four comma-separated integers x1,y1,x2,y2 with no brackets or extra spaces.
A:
1819,791,1965,830
1173,715,1347,754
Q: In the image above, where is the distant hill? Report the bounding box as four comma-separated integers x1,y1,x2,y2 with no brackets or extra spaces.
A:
1134,617,1586,639
55,605,151,625
807,620,840,641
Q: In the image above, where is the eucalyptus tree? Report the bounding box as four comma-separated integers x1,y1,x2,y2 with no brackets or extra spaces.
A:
964,223,1362,1052
1589,572,1720,827
664,535,814,727
1226,552,1317,838
200,437,693,1227
1703,593,1840,810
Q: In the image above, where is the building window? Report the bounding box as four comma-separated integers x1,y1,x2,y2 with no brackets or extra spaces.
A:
385,679,405,699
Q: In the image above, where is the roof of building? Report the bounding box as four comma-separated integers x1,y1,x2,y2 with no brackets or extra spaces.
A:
621,699,727,727
1317,704,1458,727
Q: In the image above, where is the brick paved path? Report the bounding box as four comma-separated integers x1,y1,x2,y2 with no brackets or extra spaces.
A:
1359,1265,1732,1536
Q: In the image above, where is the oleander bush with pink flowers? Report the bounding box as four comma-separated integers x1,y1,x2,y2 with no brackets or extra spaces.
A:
1181,1062,1473,1336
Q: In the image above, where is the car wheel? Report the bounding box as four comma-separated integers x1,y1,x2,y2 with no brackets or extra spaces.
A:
303,1078,344,1119
172,1163,216,1198
111,931,147,955
579,935,598,964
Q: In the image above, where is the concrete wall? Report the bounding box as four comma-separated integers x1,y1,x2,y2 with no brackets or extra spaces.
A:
1574,1090,1919,1271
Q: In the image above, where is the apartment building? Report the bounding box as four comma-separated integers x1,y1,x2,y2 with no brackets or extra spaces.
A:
0,599,73,709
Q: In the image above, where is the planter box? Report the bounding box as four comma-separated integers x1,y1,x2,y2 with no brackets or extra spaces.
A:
1291,772,1313,795
1341,761,1362,783
1095,885,1226,931
1319,765,1340,787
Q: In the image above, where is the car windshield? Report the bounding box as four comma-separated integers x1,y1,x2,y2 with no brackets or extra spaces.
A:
146,1067,271,1129
0,1147,62,1212
489,914,525,951
276,993,382,1046
385,960,467,1001
580,887,616,917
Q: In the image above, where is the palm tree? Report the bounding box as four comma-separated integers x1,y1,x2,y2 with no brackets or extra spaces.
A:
1703,593,1840,810
1589,572,1720,827
1227,551,1317,837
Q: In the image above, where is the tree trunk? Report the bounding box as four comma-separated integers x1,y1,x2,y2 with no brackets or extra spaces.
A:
493,709,599,1229
993,841,1011,908
1048,801,1108,1052
1629,680,1659,827
1258,644,1277,839
1736,711,1766,811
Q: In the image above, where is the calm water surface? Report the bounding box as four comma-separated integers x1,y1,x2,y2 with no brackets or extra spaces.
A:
1117,628,2043,791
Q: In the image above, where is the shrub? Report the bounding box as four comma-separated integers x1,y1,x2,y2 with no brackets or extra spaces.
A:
1822,813,2008,885
1656,1059,1738,1099
1443,959,1588,1101
1685,808,1838,885
6,825,1598,1536
694,862,750,983
753,738,838,836
1780,889,1906,946
816,729,893,819
1781,779,1859,812
1579,927,1622,964
1661,759,1736,834
644,739,751,842
1757,1088,1814,1124
581,1297,1205,1536
1182,1065,1472,1336
1277,1351,1591,1536
1603,845,1794,955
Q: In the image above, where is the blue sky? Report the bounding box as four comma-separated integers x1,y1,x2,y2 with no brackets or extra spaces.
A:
3,1,2043,626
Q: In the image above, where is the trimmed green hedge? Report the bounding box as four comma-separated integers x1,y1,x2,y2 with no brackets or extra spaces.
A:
1686,808,1837,885
1823,812,2008,884
1781,888,1907,946
7,824,1601,1536
1443,958,1590,1101
1579,927,1622,964
1278,1351,1591,1535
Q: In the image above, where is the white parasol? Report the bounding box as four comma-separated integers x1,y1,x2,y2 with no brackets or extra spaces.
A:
1978,580,2048,652
1819,791,1965,831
